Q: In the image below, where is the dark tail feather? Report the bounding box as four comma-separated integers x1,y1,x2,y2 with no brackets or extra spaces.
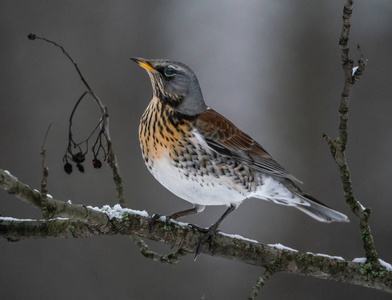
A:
296,193,349,223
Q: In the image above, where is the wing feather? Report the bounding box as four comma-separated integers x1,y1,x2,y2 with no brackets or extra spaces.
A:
194,108,301,183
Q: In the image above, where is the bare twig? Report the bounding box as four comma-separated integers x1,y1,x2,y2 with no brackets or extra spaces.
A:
338,0,367,151
323,134,380,269
131,236,189,264
324,0,380,271
28,33,126,208
27,34,92,91
247,264,278,300
40,123,52,195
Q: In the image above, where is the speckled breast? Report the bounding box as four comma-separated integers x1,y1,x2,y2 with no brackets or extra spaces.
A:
138,97,256,206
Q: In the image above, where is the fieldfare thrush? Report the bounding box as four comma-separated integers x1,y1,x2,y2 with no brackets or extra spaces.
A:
131,57,349,258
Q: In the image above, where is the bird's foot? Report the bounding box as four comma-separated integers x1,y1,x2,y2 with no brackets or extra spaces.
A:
189,223,220,260
188,223,209,233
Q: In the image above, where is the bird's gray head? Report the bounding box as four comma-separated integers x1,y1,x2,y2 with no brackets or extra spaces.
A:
131,57,207,116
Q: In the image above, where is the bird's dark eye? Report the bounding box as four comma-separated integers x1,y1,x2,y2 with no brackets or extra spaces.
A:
164,67,176,77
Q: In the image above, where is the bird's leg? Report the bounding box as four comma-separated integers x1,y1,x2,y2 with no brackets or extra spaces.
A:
149,204,205,232
168,205,203,220
194,204,236,260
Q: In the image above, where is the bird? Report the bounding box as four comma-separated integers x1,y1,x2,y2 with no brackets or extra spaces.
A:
131,57,349,258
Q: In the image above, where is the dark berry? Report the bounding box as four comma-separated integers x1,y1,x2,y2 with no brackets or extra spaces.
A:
76,163,84,173
27,33,36,40
73,152,85,163
64,162,73,174
92,158,102,169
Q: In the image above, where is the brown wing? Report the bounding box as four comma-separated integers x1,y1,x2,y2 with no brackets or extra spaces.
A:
195,108,301,183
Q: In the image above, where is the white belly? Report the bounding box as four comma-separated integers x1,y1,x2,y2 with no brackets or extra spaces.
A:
150,150,246,206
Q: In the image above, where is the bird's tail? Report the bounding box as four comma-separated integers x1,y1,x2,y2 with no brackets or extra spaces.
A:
295,193,349,223
281,179,349,223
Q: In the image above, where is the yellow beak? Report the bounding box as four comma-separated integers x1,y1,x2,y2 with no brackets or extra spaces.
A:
131,57,155,71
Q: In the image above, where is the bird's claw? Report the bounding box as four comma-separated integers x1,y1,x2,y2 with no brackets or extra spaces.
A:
188,223,209,233
190,223,220,260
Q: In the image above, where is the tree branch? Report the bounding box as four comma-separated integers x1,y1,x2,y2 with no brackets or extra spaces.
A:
248,264,278,300
323,0,380,272
1,169,391,293
131,236,189,264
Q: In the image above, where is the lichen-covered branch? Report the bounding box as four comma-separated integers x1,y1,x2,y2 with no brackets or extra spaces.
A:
40,124,51,195
0,169,109,225
248,264,278,300
1,169,392,293
337,0,367,152
131,236,189,264
323,0,380,272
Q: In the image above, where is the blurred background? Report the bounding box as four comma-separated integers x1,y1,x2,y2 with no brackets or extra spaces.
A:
1,1,392,299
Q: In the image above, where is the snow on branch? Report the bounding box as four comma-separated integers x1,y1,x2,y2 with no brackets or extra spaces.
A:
0,168,391,293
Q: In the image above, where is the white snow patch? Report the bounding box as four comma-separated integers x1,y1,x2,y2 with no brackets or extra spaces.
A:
147,215,190,227
219,232,258,244
32,190,54,199
168,218,189,227
352,66,359,76
67,200,72,204
307,252,344,261
87,205,102,212
4,170,11,176
268,243,298,252
0,217,35,222
87,204,149,220
379,259,392,271
156,215,168,222
353,257,367,263
0,217,69,222
353,257,392,271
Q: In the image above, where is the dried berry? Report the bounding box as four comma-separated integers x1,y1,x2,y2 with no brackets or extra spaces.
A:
27,33,36,40
76,163,84,173
73,152,85,163
64,162,73,174
92,158,102,169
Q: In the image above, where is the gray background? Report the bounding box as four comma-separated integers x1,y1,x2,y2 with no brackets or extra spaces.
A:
1,1,392,299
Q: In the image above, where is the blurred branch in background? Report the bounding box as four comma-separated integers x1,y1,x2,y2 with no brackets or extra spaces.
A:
1,1,392,299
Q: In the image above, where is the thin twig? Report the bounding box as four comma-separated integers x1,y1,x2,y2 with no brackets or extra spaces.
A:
28,34,92,91
247,264,278,300
323,134,380,268
337,0,367,151
338,0,354,151
131,236,189,264
324,0,380,271
28,33,126,208
40,123,52,195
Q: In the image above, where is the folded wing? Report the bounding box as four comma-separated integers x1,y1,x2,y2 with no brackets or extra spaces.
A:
194,108,301,183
